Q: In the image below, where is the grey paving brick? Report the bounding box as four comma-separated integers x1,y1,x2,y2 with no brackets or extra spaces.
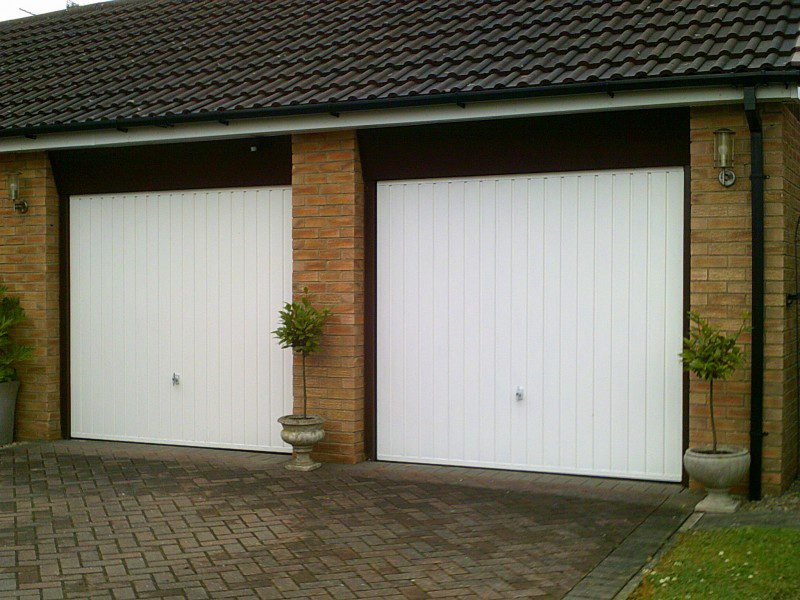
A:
1,440,681,598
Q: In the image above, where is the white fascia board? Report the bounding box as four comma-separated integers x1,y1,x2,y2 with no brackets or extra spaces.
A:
0,84,795,153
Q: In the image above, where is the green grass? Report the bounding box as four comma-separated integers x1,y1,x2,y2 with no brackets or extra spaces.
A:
631,527,800,599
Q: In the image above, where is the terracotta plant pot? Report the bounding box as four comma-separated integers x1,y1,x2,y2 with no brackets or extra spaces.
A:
684,446,750,513
0,380,20,446
278,415,325,471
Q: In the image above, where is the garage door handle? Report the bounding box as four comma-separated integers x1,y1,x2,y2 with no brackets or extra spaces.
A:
172,373,180,386
515,387,524,401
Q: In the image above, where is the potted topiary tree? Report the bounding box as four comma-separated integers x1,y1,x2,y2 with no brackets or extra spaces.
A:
0,286,33,445
273,288,331,471
681,311,750,513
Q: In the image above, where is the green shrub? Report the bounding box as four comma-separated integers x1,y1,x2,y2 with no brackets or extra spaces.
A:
0,286,33,384
680,311,748,453
273,288,331,418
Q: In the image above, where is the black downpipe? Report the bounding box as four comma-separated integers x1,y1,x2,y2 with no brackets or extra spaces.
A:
744,88,765,501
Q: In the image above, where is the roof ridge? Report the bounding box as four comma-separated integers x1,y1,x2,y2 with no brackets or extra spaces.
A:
2,4,793,60
0,0,157,30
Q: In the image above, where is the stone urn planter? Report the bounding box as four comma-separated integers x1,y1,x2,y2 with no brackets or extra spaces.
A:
273,288,332,472
680,312,750,513
0,380,20,445
278,415,325,471
684,446,750,513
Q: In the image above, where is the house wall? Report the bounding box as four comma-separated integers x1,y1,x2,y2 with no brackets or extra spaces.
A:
0,152,61,439
4,105,798,494
690,102,799,496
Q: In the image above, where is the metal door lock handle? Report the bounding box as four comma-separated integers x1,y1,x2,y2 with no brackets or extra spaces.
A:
172,373,180,386
515,387,525,401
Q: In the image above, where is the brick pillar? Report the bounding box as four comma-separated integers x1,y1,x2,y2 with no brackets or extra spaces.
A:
690,105,753,480
766,103,800,492
690,103,800,496
291,130,365,464
0,152,60,440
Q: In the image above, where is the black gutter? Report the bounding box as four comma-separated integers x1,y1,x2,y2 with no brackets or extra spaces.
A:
744,87,765,502
2,70,799,139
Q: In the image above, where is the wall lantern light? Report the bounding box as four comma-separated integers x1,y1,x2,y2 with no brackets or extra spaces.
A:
714,128,736,187
6,171,27,214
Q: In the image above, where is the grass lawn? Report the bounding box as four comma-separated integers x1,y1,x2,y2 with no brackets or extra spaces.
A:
631,527,800,599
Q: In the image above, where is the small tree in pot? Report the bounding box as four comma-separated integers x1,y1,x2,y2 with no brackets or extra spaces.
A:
273,288,331,471
0,286,33,445
681,311,750,513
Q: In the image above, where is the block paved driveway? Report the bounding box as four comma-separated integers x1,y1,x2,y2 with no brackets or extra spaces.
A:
1,441,685,599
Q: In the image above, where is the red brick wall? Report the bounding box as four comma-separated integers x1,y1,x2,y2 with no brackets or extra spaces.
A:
291,131,366,463
689,105,752,483
776,104,800,489
0,152,60,440
690,103,799,495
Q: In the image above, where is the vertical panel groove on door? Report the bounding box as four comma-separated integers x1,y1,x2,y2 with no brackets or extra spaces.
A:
70,187,293,453
377,168,685,482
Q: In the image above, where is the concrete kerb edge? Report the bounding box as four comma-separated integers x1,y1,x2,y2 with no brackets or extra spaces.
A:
612,504,704,600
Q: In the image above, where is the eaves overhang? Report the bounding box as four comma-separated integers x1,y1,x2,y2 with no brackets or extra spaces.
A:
1,71,798,153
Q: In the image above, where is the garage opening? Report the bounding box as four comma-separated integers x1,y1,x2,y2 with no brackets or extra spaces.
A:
376,168,685,481
69,186,293,452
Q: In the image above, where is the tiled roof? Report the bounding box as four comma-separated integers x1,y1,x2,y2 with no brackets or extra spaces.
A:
0,0,799,134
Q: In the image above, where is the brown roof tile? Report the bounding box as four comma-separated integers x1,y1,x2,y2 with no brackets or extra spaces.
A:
0,0,799,134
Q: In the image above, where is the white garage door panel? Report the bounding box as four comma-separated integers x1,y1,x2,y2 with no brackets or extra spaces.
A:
71,187,293,452
377,168,684,481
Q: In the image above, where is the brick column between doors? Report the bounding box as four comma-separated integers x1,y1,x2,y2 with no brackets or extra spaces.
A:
0,152,60,440
291,131,366,464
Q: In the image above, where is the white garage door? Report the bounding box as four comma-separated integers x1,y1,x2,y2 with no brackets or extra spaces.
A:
70,187,293,452
377,168,685,481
